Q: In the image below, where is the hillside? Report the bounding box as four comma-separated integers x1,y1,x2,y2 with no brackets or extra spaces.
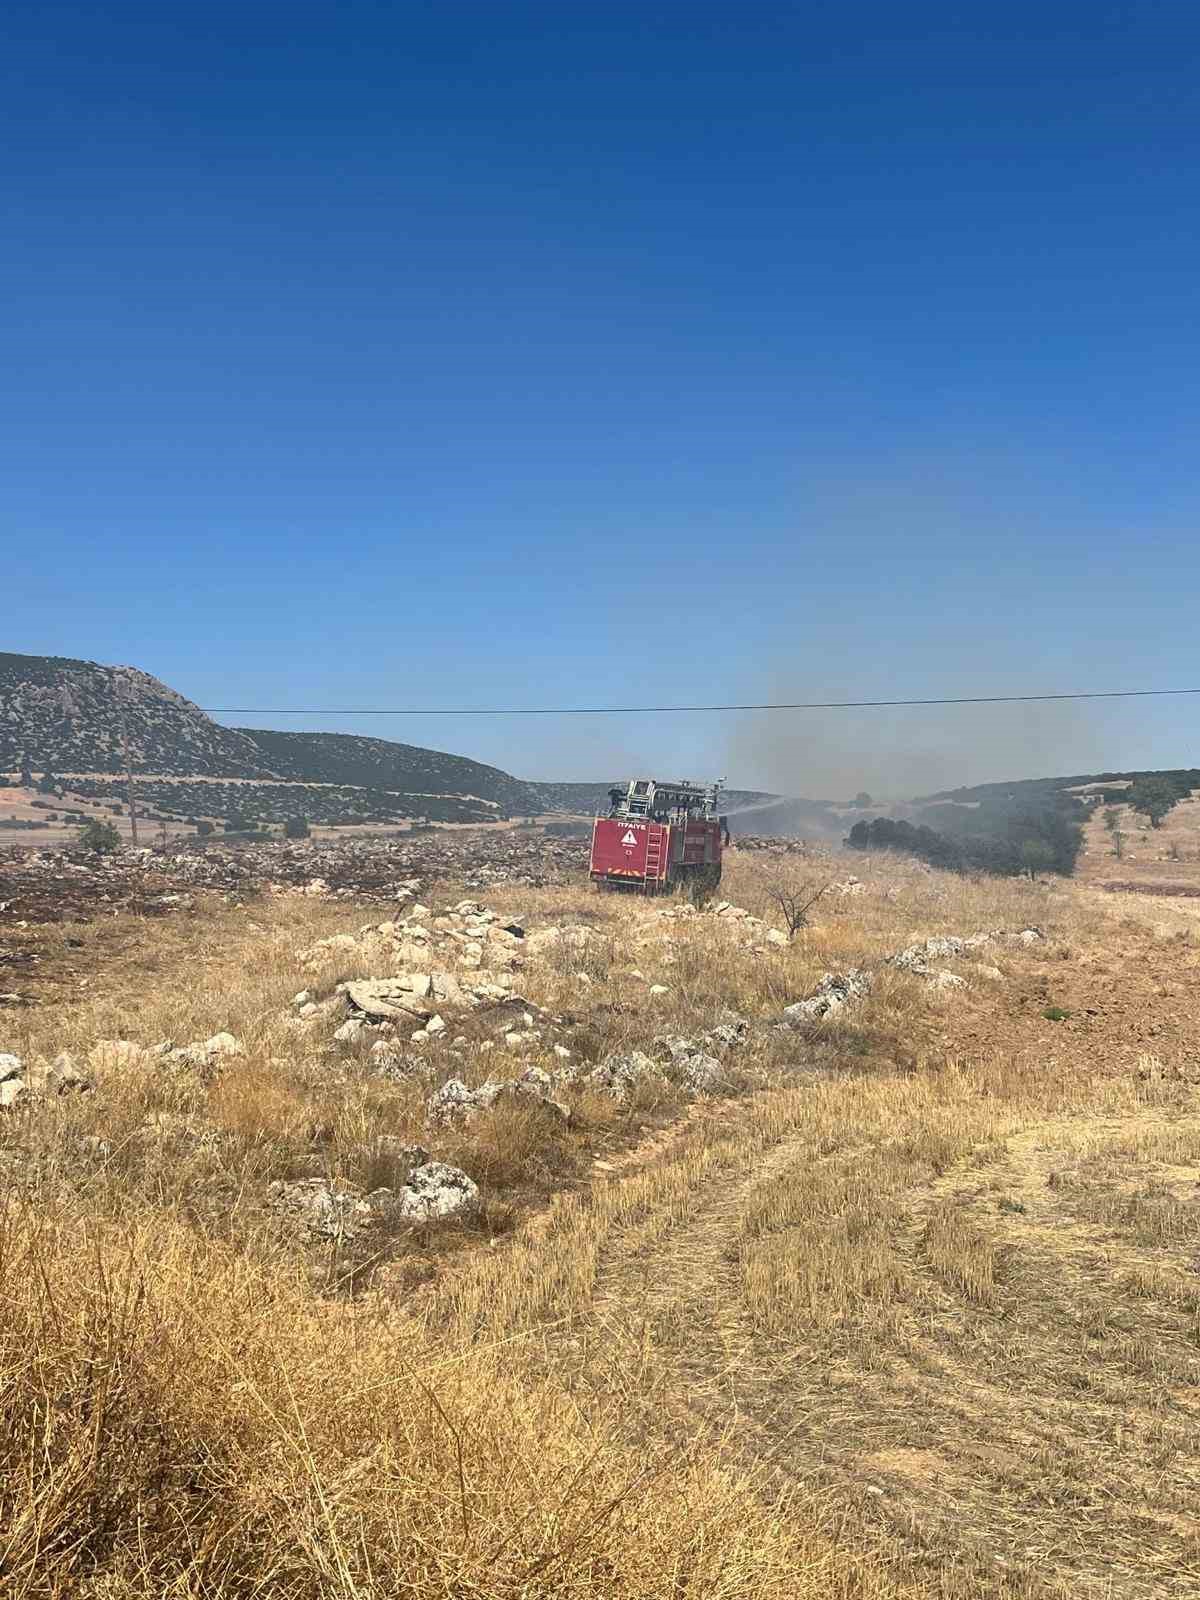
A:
243,729,545,816
0,653,542,826
0,652,276,778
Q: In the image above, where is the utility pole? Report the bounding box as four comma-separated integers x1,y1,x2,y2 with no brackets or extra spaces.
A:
116,673,140,848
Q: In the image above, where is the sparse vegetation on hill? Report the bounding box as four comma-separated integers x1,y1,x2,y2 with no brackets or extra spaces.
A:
245,727,546,816
0,653,553,824
0,651,275,778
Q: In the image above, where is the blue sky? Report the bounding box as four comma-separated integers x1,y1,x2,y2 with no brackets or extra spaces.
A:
4,2,1198,796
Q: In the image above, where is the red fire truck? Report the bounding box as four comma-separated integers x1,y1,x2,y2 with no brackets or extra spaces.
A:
588,779,730,898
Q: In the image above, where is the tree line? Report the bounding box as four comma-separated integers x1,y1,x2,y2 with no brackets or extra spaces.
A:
846,810,1083,877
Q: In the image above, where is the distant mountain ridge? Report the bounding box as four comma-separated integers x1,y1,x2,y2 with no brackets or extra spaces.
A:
0,652,547,823
4,651,854,833
1,651,795,829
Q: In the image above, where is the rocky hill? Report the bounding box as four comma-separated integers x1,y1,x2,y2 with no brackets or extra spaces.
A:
0,653,544,823
0,653,276,779
0,653,591,826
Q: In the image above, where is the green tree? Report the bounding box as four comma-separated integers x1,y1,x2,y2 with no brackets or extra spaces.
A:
1129,776,1178,828
79,819,121,854
854,791,873,807
195,819,214,837
1019,838,1054,879
284,816,310,839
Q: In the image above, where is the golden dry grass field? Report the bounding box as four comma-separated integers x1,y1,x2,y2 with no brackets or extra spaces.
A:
3,846,1200,1597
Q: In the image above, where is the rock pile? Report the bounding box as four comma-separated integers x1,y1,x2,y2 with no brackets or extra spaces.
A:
887,928,1043,977
157,1031,245,1073
780,970,873,1024
656,901,789,949
426,1066,569,1127
298,901,526,976
293,900,597,1052
777,927,1046,1029
267,1155,480,1240
0,1049,92,1108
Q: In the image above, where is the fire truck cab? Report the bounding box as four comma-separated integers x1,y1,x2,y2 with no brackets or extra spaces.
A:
588,778,729,898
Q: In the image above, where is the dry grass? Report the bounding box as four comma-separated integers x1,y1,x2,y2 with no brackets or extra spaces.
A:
4,852,1200,1593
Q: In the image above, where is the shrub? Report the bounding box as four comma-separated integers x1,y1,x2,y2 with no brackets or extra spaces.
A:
284,816,310,839
79,819,121,854
195,820,214,837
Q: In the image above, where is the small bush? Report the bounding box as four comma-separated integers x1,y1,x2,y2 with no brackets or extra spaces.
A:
1043,1005,1071,1022
79,819,121,854
284,816,311,839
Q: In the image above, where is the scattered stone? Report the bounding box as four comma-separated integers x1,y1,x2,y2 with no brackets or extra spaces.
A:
930,970,967,991
781,969,872,1023
374,1137,431,1169
0,1079,27,1110
166,1032,244,1072
368,1041,428,1082
426,1077,489,1125
706,1011,751,1051
333,1018,365,1044
267,1178,372,1241
26,1051,92,1095
526,925,598,958
344,976,435,1022
587,1050,659,1099
679,1052,727,1095
88,1039,149,1074
397,1161,480,1222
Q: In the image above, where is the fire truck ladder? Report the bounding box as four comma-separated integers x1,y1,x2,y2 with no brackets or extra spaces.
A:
643,824,666,892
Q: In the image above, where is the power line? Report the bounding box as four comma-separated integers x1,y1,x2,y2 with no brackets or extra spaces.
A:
200,686,1200,717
